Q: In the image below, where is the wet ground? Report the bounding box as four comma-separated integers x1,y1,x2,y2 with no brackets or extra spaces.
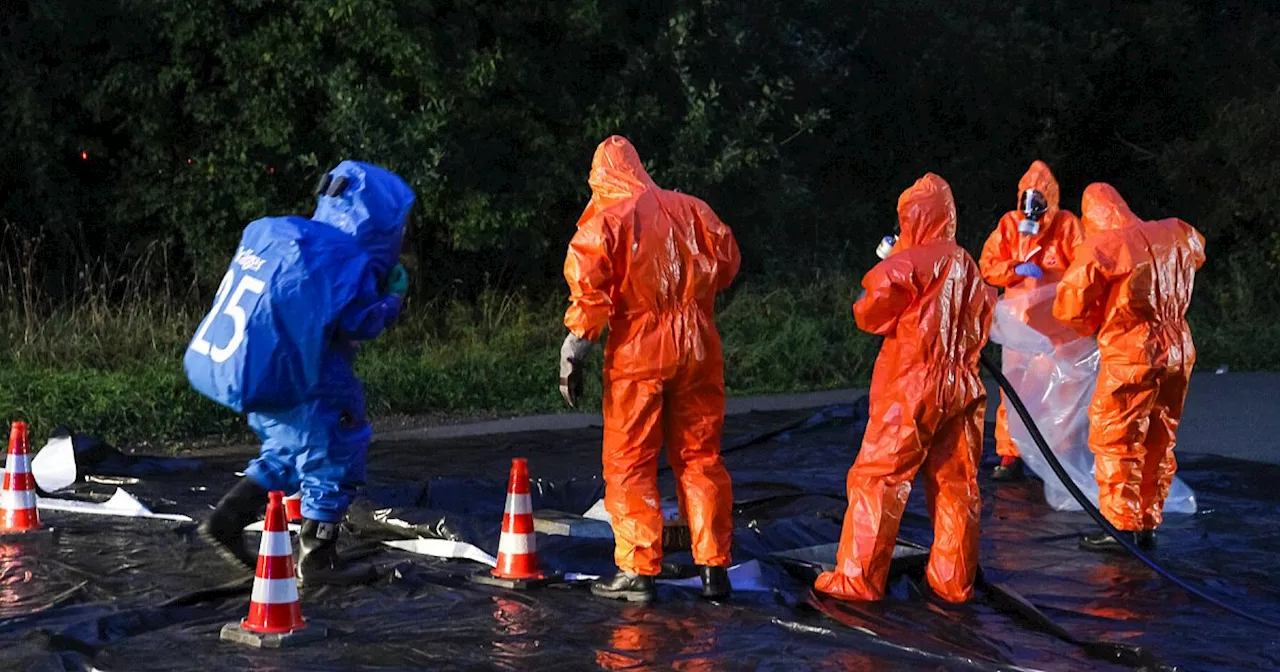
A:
1,395,1278,671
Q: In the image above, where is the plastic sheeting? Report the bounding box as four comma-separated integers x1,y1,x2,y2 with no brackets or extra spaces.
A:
991,284,1197,513
1,404,1278,671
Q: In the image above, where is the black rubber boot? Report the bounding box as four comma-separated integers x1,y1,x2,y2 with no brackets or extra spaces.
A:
992,458,1025,482
296,519,377,587
700,565,731,600
198,478,270,572
1079,530,1155,554
591,571,657,603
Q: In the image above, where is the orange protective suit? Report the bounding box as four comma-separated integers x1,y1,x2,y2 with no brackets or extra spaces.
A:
563,136,740,576
815,174,996,603
980,161,1085,459
1052,183,1205,531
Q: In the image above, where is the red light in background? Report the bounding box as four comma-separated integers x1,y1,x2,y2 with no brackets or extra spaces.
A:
80,150,88,161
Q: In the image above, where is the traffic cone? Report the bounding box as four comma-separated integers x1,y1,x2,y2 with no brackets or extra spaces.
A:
1,421,40,533
469,458,560,589
220,491,326,648
284,492,302,523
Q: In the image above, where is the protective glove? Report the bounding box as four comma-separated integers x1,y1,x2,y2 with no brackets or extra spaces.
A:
385,264,408,297
1014,262,1043,280
559,333,594,408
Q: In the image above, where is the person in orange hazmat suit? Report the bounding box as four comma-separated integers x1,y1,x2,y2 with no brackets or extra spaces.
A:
815,173,996,603
1053,183,1204,553
559,135,741,603
979,160,1085,481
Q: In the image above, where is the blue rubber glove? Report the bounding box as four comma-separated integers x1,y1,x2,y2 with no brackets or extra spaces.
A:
385,263,408,297
1014,262,1043,280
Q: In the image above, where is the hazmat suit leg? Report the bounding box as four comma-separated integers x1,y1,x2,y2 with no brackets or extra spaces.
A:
993,397,1020,459
815,392,935,602
602,371,667,576
663,362,733,568
1088,363,1160,532
1138,367,1190,529
921,396,985,603
245,392,370,525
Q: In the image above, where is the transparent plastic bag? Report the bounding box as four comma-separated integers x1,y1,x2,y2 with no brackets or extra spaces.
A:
990,284,1196,514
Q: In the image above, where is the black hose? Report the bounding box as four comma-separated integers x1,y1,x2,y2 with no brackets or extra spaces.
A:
979,353,1280,631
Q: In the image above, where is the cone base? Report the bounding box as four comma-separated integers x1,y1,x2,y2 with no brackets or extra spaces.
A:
0,525,57,541
469,569,562,590
220,620,327,648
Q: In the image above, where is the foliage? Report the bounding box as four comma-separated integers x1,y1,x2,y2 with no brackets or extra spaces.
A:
4,0,1278,295
1,1,1279,443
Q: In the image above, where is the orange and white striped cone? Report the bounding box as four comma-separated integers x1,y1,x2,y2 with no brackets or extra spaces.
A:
469,458,560,589
220,491,326,648
1,421,41,534
284,492,303,523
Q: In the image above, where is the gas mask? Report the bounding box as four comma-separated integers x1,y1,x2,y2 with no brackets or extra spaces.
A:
1018,189,1048,236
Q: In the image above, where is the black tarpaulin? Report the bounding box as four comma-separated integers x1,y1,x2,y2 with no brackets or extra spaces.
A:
1,401,1278,671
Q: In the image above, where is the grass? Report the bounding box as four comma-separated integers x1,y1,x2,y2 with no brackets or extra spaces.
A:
1,260,1277,448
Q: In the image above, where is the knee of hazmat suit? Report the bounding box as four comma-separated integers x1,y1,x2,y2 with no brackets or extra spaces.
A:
563,135,740,575
1052,183,1205,531
815,173,995,603
185,161,414,522
980,161,1085,461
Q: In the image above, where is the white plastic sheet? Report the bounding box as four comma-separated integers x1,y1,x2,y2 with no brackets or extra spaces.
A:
38,488,194,522
990,284,1196,514
382,538,499,567
31,436,78,493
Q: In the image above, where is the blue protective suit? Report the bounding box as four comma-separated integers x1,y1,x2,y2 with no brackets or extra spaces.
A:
185,161,414,522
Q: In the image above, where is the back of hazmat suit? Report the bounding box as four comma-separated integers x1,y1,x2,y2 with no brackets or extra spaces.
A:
815,173,995,603
562,136,740,578
980,161,1087,479
1053,183,1204,532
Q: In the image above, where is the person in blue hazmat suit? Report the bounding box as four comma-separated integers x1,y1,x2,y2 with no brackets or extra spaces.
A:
186,161,413,586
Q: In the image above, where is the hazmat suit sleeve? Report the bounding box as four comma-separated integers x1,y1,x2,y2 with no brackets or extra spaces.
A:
337,270,403,341
1052,246,1111,336
979,214,1023,288
853,257,917,335
564,216,616,341
695,201,741,292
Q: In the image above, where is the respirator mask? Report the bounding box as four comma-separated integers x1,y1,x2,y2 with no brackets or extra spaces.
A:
1018,189,1048,236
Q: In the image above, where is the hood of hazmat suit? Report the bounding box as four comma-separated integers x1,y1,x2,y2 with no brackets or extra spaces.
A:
815,173,995,603
1052,183,1205,531
563,136,740,576
313,160,415,280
